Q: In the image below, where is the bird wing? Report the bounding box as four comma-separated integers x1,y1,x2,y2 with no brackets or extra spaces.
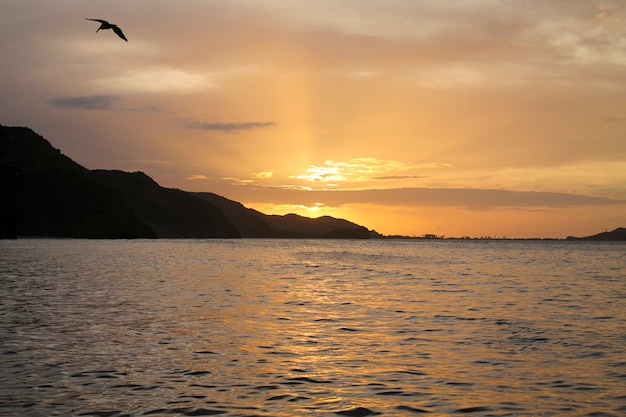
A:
85,18,109,24
112,26,128,41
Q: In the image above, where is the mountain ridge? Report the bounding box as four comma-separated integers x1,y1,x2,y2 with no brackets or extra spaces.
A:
0,124,376,239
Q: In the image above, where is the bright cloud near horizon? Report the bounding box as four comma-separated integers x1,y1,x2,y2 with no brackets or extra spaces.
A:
2,0,625,238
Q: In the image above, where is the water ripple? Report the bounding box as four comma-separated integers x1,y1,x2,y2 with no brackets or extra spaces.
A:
1,239,625,416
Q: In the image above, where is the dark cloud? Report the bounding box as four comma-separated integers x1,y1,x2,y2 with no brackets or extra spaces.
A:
233,186,626,210
48,95,120,110
47,96,160,113
602,116,626,123
186,121,277,133
373,188,626,209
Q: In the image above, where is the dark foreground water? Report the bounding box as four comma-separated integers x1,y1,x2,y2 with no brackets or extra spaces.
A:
1,239,625,417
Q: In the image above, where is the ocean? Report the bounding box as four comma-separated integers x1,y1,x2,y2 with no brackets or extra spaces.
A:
1,239,624,416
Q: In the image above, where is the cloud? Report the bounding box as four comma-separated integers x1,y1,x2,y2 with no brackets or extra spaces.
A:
185,174,209,180
256,171,273,179
222,177,254,185
126,106,160,113
602,116,626,123
96,67,219,94
47,95,159,113
48,95,120,110
375,175,427,180
231,185,626,211
290,158,441,183
595,2,620,19
185,120,277,133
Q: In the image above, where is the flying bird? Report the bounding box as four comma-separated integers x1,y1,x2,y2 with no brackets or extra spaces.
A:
85,18,128,41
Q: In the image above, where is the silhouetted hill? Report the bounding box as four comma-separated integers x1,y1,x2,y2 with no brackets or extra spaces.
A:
194,192,272,237
1,125,156,238
196,192,376,238
92,170,239,238
566,227,626,241
1,124,376,239
264,214,372,238
0,124,239,238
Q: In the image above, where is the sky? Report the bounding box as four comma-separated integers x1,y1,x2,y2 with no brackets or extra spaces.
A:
1,0,626,238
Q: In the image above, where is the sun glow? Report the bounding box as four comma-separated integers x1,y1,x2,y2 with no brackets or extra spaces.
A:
247,202,340,219
292,165,346,183
256,171,273,179
289,158,441,188
306,203,324,212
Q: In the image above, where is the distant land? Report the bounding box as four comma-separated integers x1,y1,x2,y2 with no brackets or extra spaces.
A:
1,124,623,241
385,228,626,241
0,124,377,239
565,227,626,241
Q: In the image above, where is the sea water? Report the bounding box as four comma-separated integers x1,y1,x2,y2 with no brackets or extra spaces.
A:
0,239,624,416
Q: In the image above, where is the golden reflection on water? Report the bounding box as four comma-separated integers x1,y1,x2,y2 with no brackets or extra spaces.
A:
1,239,625,416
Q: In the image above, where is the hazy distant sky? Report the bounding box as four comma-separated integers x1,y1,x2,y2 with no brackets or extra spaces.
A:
2,0,625,237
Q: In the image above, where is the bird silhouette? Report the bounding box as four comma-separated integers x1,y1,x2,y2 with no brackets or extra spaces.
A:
85,18,128,41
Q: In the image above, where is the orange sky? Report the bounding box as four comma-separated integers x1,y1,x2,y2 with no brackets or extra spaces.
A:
1,0,625,238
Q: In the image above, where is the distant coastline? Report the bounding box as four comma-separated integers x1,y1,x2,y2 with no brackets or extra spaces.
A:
379,227,626,241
